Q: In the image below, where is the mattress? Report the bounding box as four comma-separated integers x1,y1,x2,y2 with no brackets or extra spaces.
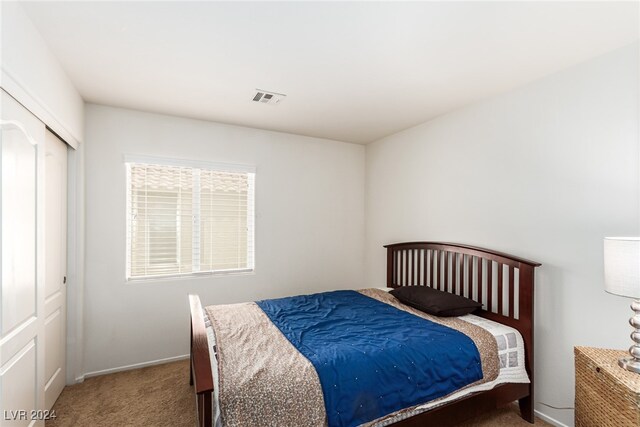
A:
203,289,529,427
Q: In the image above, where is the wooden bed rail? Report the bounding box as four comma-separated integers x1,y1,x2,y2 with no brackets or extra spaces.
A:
189,294,213,427
384,242,541,423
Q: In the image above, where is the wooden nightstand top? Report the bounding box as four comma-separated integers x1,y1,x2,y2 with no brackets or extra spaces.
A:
575,346,640,393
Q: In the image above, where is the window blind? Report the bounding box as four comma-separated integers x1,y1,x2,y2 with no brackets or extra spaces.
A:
126,161,255,279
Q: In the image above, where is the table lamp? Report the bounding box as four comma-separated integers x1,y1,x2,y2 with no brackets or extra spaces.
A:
604,237,640,373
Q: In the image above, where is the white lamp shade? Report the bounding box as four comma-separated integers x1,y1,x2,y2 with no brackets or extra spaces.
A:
604,237,640,299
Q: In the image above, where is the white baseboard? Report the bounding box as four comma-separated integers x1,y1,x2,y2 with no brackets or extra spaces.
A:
535,409,572,427
81,354,189,380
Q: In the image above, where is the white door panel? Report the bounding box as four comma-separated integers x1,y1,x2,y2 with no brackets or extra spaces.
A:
43,130,67,410
1,115,37,336
44,135,66,300
44,309,63,410
0,339,37,427
44,309,62,382
0,316,37,366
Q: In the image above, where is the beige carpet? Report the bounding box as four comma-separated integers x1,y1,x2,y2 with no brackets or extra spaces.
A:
47,360,550,426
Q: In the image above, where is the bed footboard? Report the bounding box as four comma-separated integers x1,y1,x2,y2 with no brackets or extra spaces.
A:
189,294,214,427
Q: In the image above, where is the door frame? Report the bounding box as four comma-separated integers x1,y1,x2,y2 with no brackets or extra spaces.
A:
65,141,85,384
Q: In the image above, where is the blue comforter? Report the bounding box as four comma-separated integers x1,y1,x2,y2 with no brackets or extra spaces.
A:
256,290,482,427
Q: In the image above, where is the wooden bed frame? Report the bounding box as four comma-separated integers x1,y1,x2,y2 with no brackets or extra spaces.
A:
189,241,541,426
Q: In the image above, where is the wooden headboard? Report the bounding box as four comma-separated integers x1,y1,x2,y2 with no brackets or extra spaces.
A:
385,241,541,418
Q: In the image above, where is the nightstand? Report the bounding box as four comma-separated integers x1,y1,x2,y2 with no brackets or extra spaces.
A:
575,346,640,427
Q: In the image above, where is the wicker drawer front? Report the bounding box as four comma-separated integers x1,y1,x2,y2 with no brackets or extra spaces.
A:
575,347,640,427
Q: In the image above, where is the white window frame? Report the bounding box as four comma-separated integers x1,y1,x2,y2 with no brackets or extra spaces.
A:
125,154,256,281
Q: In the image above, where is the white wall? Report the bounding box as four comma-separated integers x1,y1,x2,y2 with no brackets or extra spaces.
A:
83,104,365,374
365,43,639,426
0,2,84,146
0,2,86,384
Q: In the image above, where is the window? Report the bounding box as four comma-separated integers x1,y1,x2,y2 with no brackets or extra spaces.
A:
126,157,255,279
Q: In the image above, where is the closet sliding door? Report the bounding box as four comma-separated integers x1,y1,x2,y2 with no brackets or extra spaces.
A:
43,129,67,411
0,89,60,426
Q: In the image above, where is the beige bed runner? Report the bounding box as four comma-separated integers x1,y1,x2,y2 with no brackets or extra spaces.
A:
204,289,499,427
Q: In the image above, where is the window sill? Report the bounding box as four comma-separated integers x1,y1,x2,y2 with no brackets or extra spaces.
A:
126,268,255,283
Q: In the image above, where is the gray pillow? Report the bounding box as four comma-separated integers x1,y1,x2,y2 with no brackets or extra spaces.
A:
390,286,481,317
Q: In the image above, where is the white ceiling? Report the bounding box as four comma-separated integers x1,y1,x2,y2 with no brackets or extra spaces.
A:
22,1,639,144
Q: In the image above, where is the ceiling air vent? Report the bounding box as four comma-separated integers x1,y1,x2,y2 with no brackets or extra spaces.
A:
252,89,286,105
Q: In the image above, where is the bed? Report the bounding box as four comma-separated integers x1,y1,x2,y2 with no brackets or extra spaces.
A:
189,241,541,427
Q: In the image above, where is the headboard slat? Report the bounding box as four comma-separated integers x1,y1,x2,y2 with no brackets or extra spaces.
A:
444,252,450,292
422,250,428,286
462,255,473,298
407,250,411,285
478,258,484,309
508,266,515,318
487,261,493,312
497,263,504,315
416,250,419,286
453,252,457,293
457,254,463,296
